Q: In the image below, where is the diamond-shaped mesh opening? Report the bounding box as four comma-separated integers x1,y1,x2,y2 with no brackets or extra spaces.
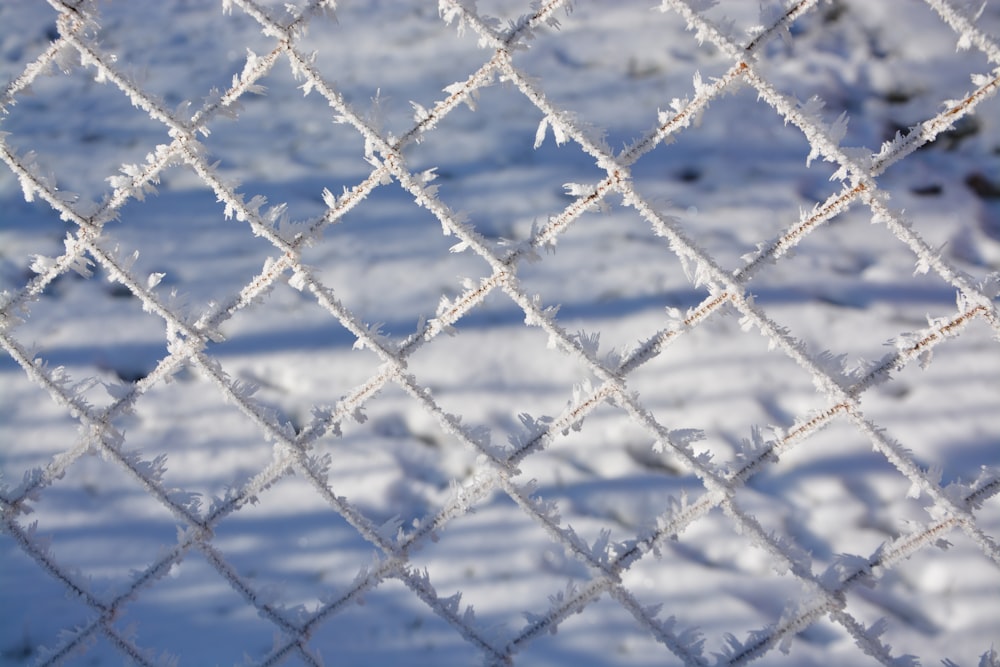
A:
745,202,885,299
0,5,60,82
302,178,491,341
210,473,380,611
870,84,1000,286
405,294,589,448
863,528,1000,667
0,539,98,664
743,217,969,381
626,315,829,469
193,54,370,223
109,549,279,666
510,3,721,152
0,365,82,482
625,74,829,215
880,154,1000,283
514,591,680,666
310,384,467,529
856,316,1000,487
635,95,845,275
753,416,922,559
617,502,803,654
294,2,489,140
0,62,173,203
121,368,275,507
306,576,487,666
439,162,576,245
403,84,544,200
204,276,393,433
516,400,701,537
9,453,181,584
405,87,609,244
624,322,828,437
840,566,966,666
754,1,995,149
407,489,592,634
4,275,169,407
79,2,277,111
0,196,70,294
515,206,694,358
98,177,290,315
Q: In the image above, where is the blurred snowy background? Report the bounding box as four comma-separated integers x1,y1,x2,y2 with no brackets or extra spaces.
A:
1,1,999,665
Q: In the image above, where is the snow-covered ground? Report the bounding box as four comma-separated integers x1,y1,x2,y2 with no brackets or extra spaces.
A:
1,1,999,665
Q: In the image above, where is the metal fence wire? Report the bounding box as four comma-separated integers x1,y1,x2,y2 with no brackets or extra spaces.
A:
2,0,1000,665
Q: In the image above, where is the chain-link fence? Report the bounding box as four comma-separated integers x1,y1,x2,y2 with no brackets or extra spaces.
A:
2,1,1000,665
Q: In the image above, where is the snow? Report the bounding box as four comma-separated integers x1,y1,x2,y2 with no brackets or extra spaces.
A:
1,1,999,665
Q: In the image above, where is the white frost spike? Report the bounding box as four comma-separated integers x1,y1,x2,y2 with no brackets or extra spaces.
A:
828,111,849,147
552,120,568,145
247,194,267,217
118,246,139,274
441,592,462,616
322,187,337,209
30,255,57,275
668,428,705,450
62,237,94,278
534,116,550,149
234,50,267,96
353,322,385,351
590,529,613,563
376,515,403,543
797,96,825,123
534,115,568,148
439,0,471,29
411,101,430,123
443,81,481,111
691,71,706,95
564,182,609,213
756,2,791,44
147,272,166,289
574,330,600,357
